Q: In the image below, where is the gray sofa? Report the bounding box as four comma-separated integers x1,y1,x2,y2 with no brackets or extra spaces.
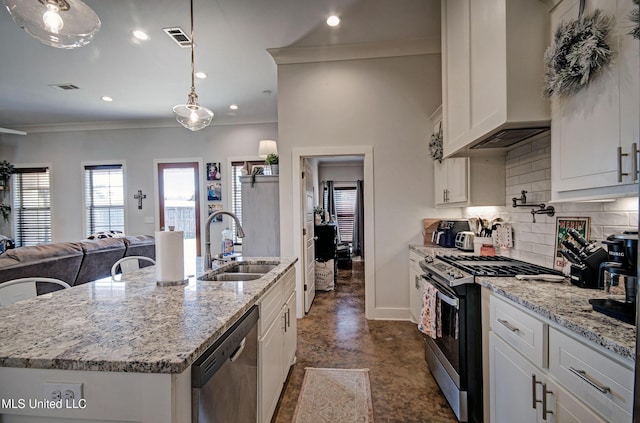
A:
0,235,155,293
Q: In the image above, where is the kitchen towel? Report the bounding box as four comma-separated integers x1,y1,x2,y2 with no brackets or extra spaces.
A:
419,284,440,339
155,229,184,283
493,223,513,249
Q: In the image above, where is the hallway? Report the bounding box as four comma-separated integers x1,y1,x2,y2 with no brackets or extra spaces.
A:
273,261,457,422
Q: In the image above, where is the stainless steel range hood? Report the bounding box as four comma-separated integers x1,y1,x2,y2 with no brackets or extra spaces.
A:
470,125,550,150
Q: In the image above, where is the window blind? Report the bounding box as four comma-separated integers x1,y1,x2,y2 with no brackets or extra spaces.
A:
84,164,124,235
12,167,51,246
334,187,356,243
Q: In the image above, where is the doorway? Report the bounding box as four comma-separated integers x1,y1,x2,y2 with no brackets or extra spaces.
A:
292,146,374,319
157,162,202,270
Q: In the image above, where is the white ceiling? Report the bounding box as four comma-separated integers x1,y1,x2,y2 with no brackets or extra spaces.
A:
0,0,440,132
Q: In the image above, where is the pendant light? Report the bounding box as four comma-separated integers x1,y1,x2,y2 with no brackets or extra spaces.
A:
173,0,213,131
2,0,101,49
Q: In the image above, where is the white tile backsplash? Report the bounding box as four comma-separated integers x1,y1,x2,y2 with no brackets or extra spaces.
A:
463,136,638,268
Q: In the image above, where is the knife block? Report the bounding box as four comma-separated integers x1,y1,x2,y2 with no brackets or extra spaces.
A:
569,247,608,289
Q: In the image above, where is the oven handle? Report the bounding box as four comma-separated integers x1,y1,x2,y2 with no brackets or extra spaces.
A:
422,274,459,310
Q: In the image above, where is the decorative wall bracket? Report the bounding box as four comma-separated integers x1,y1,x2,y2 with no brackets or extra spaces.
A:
512,190,555,223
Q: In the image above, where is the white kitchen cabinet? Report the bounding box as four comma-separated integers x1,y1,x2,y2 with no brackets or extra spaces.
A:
430,106,506,207
441,0,550,157
409,251,424,323
258,267,296,423
550,0,640,202
488,292,631,423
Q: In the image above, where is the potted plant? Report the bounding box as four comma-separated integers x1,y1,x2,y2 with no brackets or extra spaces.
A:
265,153,279,175
0,160,14,191
313,206,324,225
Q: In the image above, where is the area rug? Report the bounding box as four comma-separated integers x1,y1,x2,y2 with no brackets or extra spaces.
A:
292,367,374,423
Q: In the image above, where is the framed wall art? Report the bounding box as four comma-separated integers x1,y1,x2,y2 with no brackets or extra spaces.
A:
206,162,221,181
553,217,590,270
207,182,222,201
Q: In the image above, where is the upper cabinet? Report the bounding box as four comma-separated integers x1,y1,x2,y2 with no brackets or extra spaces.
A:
441,0,551,157
550,0,640,202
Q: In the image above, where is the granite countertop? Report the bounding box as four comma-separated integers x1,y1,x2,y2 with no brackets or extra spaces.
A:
409,243,461,257
479,276,635,363
0,257,297,374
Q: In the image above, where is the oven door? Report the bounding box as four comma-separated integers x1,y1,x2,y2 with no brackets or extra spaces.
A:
421,273,468,421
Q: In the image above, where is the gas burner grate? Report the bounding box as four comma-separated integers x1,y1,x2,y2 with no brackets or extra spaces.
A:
436,255,562,277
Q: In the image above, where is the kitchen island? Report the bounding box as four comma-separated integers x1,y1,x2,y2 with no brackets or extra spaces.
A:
0,257,297,422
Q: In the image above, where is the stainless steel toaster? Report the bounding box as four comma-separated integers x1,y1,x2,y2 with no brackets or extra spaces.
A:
455,231,475,251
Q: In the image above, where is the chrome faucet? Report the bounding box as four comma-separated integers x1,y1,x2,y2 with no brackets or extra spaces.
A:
203,210,245,270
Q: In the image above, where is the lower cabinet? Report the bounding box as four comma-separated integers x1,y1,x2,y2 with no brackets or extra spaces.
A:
488,293,631,423
258,268,296,423
408,251,424,323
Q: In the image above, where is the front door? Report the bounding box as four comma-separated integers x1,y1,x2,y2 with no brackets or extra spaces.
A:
303,160,316,313
157,162,201,258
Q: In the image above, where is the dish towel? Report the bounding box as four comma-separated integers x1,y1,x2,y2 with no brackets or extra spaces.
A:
493,223,513,249
419,284,440,339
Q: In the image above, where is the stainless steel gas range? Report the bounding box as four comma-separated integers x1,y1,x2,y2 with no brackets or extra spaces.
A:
419,255,562,423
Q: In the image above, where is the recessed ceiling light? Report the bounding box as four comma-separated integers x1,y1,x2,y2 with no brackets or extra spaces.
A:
195,72,207,79
101,96,113,102
326,15,340,27
229,104,238,110
132,30,150,41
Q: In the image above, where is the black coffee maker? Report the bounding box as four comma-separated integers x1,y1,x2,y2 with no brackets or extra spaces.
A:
589,231,638,324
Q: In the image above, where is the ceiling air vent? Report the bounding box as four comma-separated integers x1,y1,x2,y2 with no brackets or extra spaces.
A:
163,27,191,48
49,83,80,91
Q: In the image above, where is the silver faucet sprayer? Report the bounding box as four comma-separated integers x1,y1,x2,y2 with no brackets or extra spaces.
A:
203,210,245,270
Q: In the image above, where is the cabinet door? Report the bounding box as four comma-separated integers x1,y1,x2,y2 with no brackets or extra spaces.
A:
259,313,284,423
547,378,606,423
283,291,297,377
551,0,640,198
409,252,423,323
445,158,469,204
434,160,448,206
490,332,539,423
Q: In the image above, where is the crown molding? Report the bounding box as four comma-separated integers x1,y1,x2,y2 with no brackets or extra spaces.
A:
268,37,440,65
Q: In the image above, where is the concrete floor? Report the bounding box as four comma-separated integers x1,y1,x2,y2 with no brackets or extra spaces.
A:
272,261,458,422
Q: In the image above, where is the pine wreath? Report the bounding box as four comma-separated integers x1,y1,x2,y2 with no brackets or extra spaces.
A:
429,122,443,162
543,9,613,98
631,0,639,39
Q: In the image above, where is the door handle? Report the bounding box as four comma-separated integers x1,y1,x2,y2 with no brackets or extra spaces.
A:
633,142,638,182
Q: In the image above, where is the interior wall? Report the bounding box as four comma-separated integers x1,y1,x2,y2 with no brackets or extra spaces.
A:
0,122,277,245
318,161,364,186
277,53,443,319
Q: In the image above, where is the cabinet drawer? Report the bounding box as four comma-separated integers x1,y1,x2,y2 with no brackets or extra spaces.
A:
259,283,282,336
281,268,295,298
490,295,547,368
549,328,633,422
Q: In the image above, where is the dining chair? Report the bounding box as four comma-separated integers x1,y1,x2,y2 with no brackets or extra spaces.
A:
111,256,156,277
0,277,71,306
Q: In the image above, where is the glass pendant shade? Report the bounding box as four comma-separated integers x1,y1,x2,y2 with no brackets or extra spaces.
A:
3,0,101,49
173,89,214,131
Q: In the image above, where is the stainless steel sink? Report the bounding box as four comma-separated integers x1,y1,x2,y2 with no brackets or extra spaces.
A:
205,273,264,281
223,264,277,274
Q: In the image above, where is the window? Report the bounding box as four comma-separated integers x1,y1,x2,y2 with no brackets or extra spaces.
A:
230,161,263,243
84,164,124,235
334,187,356,243
12,167,51,246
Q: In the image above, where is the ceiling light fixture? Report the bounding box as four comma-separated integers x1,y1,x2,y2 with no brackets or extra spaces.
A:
229,104,238,110
132,30,150,41
2,0,101,49
173,0,213,131
195,71,207,79
101,96,113,102
326,15,340,27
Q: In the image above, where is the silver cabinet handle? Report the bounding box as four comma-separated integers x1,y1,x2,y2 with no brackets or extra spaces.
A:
541,382,553,420
498,318,520,333
633,142,638,182
283,311,288,333
443,188,447,203
415,275,421,289
286,308,291,328
618,146,629,183
569,367,611,394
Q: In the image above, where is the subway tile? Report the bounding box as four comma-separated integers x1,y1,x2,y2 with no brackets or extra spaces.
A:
531,157,551,172
506,143,532,160
603,197,639,212
520,170,547,184
557,202,603,213
507,162,533,177
590,212,630,226
531,180,551,192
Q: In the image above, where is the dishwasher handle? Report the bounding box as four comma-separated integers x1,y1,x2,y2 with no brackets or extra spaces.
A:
191,305,259,389
229,338,247,363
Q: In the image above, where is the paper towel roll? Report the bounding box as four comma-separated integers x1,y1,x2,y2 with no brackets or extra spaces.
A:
155,230,185,283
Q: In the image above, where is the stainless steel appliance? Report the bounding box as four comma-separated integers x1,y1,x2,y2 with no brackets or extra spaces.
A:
433,220,471,248
192,306,259,423
455,231,475,251
419,255,563,423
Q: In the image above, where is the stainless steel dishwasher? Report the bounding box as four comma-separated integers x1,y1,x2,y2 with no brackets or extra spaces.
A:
192,305,259,423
